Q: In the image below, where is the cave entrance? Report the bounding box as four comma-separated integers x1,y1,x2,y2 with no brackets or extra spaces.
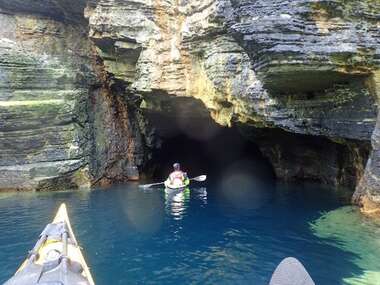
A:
143,100,275,183
141,94,370,194
151,127,276,182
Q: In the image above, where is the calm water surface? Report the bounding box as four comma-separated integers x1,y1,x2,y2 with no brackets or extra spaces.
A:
0,178,379,284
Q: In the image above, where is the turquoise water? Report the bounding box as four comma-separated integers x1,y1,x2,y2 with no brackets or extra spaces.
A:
0,181,379,284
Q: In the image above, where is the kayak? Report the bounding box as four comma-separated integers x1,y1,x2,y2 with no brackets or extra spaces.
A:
164,178,190,190
4,203,95,285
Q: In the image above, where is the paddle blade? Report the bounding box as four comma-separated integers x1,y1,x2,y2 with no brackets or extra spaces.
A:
139,184,156,189
193,175,207,182
139,185,151,189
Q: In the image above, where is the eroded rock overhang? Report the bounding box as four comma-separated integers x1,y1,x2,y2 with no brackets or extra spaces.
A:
0,0,380,215
86,0,380,207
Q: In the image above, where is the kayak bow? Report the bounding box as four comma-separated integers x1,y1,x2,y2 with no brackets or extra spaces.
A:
4,203,95,285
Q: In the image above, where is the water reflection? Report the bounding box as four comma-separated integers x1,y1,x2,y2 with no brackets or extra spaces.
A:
193,188,208,205
219,159,273,210
165,188,208,220
165,188,190,220
120,185,165,234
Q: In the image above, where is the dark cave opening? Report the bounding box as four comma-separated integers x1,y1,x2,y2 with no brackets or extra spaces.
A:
244,127,371,191
145,112,276,184
141,95,370,194
151,129,276,183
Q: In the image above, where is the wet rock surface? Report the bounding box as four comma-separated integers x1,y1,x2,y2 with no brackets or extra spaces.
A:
0,10,94,191
354,72,380,216
0,3,154,190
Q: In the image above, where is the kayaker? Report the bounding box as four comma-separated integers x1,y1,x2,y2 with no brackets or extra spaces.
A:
168,163,187,186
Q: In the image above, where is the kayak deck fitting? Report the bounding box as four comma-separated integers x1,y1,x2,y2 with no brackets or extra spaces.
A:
4,203,95,285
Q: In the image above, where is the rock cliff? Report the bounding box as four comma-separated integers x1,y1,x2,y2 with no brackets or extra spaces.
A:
84,0,380,211
0,0,379,213
0,8,94,190
0,2,154,190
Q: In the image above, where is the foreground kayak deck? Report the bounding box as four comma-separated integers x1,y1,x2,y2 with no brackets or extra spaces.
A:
3,203,316,285
5,203,94,285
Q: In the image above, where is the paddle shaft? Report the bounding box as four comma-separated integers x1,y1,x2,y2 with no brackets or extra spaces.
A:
144,181,165,187
141,175,206,189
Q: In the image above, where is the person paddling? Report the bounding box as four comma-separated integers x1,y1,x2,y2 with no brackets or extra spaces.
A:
168,163,188,187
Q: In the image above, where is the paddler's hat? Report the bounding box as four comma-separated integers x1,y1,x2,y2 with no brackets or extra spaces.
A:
173,163,181,170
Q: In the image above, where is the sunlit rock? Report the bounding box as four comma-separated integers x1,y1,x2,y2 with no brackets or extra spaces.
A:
85,0,379,211
354,72,380,216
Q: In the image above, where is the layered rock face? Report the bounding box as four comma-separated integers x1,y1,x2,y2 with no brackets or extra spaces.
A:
0,9,95,191
0,2,153,190
88,73,156,186
354,72,380,215
85,0,380,210
1,0,380,213
86,0,378,133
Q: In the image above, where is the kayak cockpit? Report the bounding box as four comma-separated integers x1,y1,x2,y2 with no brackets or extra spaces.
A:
164,178,190,190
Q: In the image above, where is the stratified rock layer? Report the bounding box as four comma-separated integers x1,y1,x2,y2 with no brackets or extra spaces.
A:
0,4,155,190
1,0,380,214
86,0,380,210
0,11,95,191
86,0,378,136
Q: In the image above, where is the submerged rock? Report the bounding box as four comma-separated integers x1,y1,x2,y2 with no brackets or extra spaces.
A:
311,206,380,284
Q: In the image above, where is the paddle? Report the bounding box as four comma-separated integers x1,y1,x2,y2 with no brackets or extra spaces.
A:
139,175,207,189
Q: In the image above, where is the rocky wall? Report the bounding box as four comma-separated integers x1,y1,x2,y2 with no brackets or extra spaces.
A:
0,0,379,215
354,72,380,215
0,2,154,190
0,10,95,191
85,0,380,212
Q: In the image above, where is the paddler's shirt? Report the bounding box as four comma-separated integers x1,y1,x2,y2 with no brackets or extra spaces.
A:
169,171,186,184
